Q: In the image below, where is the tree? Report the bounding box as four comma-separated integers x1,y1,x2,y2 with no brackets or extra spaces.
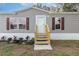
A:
33,3,50,11
33,3,43,8
63,3,78,12
42,5,50,11
49,3,64,12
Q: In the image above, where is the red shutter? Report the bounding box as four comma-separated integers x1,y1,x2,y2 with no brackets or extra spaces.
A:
26,17,29,30
52,17,55,30
6,17,10,30
61,17,64,30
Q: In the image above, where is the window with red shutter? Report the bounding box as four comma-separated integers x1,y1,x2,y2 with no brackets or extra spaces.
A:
52,17,55,30
26,17,29,30
6,17,10,30
61,17,64,30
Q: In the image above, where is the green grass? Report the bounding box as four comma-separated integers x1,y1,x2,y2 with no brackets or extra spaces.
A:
0,40,79,56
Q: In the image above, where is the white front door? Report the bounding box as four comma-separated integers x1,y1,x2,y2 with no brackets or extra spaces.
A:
36,15,46,33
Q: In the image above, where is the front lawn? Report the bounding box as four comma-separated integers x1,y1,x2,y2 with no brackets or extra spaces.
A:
0,40,79,56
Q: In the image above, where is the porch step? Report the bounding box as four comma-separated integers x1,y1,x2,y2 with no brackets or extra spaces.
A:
36,33,46,34
36,33,47,36
35,39,48,41
36,35,48,38
35,33,49,45
36,35,48,36
35,41,49,45
36,38,49,40
34,24,52,50
36,37,48,39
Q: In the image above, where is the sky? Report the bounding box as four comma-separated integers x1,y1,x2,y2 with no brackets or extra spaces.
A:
0,3,33,12
0,3,58,12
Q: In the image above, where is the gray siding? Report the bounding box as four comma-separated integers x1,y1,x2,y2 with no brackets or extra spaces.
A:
49,14,79,33
0,8,49,33
0,8,79,33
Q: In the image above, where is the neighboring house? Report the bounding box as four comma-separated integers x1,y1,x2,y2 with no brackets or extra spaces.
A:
0,7,79,40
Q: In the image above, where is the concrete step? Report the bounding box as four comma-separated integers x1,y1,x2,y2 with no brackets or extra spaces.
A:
34,44,52,50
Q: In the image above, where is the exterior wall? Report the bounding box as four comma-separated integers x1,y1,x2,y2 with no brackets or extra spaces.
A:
0,8,79,33
49,14,79,33
0,8,49,33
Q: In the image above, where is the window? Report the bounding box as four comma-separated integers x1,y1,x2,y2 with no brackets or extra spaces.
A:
55,18,61,29
52,17,64,30
19,24,25,29
56,24,60,29
10,24,17,29
6,17,29,30
10,24,25,29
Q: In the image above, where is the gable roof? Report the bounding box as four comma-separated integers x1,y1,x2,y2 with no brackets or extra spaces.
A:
15,7,50,14
0,12,16,15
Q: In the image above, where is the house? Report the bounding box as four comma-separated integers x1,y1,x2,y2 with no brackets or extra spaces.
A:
0,7,79,40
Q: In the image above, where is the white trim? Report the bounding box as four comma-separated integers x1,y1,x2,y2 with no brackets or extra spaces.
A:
51,33,79,40
0,33,34,40
0,33,79,40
